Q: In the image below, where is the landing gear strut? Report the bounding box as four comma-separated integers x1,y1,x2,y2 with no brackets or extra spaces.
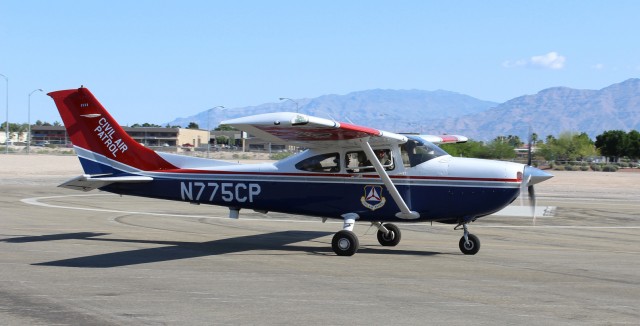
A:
456,223,480,255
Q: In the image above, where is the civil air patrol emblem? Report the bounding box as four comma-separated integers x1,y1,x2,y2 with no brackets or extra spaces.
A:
361,185,386,211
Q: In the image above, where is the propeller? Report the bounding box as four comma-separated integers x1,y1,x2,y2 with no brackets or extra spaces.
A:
521,129,552,224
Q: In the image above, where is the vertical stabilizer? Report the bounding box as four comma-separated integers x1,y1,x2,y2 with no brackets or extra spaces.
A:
48,87,176,174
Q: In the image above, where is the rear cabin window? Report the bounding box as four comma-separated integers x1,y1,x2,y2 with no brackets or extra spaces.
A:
345,149,394,173
295,153,340,172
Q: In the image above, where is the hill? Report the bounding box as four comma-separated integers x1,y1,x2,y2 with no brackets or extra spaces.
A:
167,79,640,141
166,89,498,132
431,78,640,140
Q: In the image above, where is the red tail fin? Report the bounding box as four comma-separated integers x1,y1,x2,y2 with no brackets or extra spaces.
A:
48,87,176,171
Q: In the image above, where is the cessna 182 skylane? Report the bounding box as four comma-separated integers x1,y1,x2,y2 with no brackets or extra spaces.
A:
48,87,553,256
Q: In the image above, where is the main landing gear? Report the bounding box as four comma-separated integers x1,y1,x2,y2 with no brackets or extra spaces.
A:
331,214,402,256
331,214,360,256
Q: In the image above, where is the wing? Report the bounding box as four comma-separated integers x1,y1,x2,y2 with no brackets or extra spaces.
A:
418,134,468,144
221,112,407,148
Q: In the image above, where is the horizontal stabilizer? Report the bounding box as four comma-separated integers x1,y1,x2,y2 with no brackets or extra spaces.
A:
59,174,153,192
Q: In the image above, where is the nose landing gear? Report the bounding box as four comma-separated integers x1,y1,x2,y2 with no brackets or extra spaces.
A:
373,222,401,247
456,223,480,255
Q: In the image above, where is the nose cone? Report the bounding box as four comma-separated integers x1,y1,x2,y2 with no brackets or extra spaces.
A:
524,166,553,185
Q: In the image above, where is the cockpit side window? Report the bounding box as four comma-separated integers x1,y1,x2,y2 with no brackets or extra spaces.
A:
295,153,341,172
345,149,394,173
400,139,448,167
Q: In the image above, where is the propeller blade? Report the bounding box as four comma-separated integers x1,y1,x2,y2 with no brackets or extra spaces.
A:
528,184,536,224
523,165,552,225
527,135,532,166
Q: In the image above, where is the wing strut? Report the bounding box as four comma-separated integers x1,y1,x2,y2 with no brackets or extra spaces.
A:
358,138,420,220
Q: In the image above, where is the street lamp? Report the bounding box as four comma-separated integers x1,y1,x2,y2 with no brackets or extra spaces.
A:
208,105,225,158
1,74,8,154
279,97,299,113
27,89,44,154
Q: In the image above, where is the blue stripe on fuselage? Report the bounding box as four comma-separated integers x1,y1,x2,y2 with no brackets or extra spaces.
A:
100,174,520,223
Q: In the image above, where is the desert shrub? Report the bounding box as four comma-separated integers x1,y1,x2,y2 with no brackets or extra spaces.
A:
554,165,566,171
579,166,589,171
602,165,619,172
590,164,602,172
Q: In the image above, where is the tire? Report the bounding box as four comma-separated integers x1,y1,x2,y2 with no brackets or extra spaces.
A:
376,223,401,246
459,233,481,255
332,230,359,256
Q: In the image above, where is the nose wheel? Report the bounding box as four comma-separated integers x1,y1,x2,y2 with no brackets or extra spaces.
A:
375,222,401,246
457,223,480,255
459,233,480,255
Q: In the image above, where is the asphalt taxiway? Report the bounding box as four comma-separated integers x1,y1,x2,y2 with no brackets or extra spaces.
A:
1,167,639,325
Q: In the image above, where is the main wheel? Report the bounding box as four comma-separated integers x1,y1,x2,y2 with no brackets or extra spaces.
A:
376,223,401,246
459,233,480,255
332,230,359,256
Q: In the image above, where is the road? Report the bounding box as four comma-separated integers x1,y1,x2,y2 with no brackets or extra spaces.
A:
0,167,639,325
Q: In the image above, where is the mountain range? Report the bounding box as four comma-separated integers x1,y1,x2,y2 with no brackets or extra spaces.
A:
167,78,640,141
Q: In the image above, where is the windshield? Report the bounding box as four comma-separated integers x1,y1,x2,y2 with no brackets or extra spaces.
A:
400,136,449,167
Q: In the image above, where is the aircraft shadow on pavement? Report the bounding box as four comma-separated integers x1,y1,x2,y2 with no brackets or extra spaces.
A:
2,232,109,243
5,231,442,268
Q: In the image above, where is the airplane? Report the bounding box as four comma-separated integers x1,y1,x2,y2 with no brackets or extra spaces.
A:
48,86,553,256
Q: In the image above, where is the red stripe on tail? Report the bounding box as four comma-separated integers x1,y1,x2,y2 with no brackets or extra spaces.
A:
48,87,176,171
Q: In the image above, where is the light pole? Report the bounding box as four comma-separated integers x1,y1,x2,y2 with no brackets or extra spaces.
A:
27,89,44,154
1,74,8,154
208,105,224,158
279,97,299,113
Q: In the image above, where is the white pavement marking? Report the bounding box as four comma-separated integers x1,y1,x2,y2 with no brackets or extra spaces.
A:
20,194,640,229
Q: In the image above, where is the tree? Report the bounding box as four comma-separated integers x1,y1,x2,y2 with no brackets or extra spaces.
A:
187,122,199,129
539,131,597,162
215,135,230,145
440,140,489,158
131,123,161,128
545,135,555,144
626,130,640,159
214,124,236,131
486,139,516,159
531,133,539,144
595,130,627,162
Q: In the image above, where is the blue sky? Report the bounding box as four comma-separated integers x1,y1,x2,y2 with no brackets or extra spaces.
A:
1,0,639,126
